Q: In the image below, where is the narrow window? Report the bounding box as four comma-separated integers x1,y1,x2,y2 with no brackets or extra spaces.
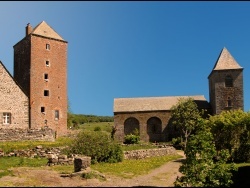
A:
46,44,50,50
44,90,49,96
41,107,45,113
225,75,233,87
45,60,50,67
3,113,11,125
227,97,232,107
44,73,48,81
55,110,59,120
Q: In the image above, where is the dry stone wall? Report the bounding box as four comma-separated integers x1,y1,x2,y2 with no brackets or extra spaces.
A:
124,146,177,160
0,128,55,142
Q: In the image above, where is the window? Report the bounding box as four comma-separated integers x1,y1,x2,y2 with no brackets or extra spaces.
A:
45,60,50,67
44,90,49,96
44,73,48,81
227,97,232,107
46,44,50,50
55,110,59,120
3,113,11,125
225,75,233,87
41,107,45,113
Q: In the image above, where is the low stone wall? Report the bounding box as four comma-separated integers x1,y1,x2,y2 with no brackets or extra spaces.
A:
0,145,178,165
0,128,55,142
124,146,177,160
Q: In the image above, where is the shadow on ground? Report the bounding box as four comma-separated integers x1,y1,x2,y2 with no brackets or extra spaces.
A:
231,166,250,187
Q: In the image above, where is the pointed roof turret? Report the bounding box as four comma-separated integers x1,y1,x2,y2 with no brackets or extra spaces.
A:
31,21,65,41
208,47,243,78
212,47,242,70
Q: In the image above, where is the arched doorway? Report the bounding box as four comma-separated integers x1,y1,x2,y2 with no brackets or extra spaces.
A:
147,117,162,142
124,117,140,136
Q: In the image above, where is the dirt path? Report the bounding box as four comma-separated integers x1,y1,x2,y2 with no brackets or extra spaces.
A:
0,151,185,187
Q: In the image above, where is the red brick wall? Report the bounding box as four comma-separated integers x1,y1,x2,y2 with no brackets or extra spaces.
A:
14,35,68,136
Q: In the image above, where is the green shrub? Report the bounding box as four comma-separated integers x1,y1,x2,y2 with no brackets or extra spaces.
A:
124,134,140,144
67,130,123,164
94,126,101,131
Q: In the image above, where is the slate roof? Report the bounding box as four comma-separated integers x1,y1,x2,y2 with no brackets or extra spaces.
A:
31,21,65,41
212,47,242,71
113,95,209,113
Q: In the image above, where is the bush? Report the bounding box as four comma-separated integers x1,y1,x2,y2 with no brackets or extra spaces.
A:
94,126,101,131
66,130,123,164
124,134,140,144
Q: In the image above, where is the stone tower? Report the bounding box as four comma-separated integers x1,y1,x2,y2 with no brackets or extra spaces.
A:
208,47,244,115
13,21,68,136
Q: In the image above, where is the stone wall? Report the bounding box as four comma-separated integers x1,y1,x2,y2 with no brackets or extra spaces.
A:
0,128,55,142
209,69,243,115
114,111,177,143
0,61,29,128
123,146,177,160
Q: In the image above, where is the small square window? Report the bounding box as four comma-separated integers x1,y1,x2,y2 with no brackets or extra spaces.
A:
41,107,45,113
46,61,50,67
44,90,49,96
44,73,48,81
3,112,11,125
46,44,50,50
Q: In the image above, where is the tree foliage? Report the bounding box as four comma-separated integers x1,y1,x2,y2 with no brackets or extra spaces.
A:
174,119,237,187
207,109,250,161
171,98,201,151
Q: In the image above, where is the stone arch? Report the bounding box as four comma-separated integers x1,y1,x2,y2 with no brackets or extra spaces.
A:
147,117,162,142
124,117,140,136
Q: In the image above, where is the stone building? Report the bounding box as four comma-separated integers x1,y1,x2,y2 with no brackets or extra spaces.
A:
0,61,29,128
113,47,244,142
0,21,68,137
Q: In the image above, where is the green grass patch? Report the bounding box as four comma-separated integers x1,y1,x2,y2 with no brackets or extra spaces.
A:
0,157,47,178
91,154,182,179
0,137,74,153
79,122,113,132
121,142,158,151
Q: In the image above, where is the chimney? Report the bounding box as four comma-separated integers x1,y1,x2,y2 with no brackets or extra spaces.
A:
26,23,32,36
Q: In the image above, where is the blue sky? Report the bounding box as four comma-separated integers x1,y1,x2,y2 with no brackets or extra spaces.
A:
1,1,250,116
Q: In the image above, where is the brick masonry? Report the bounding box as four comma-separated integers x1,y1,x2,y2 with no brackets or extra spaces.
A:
13,28,68,136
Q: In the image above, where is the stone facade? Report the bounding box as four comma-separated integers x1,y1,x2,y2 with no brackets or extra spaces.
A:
0,61,29,128
13,21,68,136
114,111,174,142
209,69,243,115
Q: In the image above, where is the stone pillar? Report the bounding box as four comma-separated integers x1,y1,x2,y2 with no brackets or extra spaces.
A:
74,156,91,172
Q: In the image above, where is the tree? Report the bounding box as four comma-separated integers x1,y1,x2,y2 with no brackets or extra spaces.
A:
171,98,201,151
174,119,237,187
207,109,250,160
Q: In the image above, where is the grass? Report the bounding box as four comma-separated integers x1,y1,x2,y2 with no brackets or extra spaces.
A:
91,154,182,179
79,122,113,132
0,137,74,153
0,157,47,178
121,142,158,151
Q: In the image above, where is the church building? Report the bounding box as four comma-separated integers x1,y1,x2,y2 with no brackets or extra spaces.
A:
0,21,68,137
113,47,244,142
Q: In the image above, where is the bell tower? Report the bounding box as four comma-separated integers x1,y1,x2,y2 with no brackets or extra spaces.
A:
208,47,243,115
